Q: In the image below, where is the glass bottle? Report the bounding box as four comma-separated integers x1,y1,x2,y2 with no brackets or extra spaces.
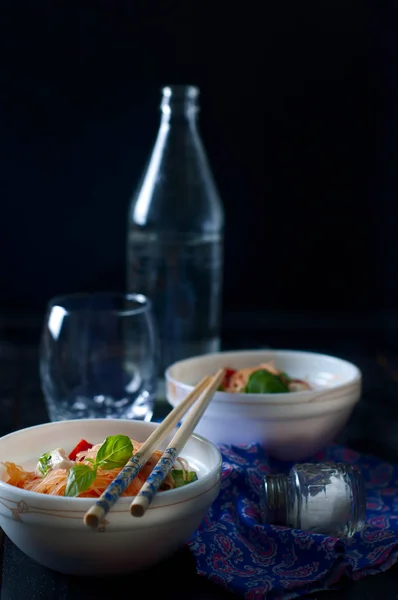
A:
260,463,366,537
127,85,224,384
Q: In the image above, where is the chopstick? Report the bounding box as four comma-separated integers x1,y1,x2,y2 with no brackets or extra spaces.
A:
84,374,213,529
130,368,225,517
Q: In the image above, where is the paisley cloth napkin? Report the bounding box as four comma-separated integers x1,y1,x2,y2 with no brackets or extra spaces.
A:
189,444,398,599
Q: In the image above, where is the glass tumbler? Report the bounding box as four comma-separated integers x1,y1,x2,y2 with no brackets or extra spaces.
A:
40,292,158,422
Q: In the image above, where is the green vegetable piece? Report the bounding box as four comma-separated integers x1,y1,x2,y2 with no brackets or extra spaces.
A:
279,371,291,382
171,469,198,488
95,435,133,470
65,464,97,497
38,452,52,477
245,369,289,394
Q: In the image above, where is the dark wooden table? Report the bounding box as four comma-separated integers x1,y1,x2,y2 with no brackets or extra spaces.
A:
1,312,398,599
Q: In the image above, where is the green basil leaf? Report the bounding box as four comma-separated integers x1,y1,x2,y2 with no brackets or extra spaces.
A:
95,435,133,470
37,452,52,476
245,369,289,394
279,371,291,382
171,469,198,488
65,464,97,497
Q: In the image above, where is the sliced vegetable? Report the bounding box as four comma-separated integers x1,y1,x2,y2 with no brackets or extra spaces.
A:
68,439,93,461
278,371,292,388
65,464,97,497
245,369,289,394
37,452,52,477
218,368,237,391
171,469,198,487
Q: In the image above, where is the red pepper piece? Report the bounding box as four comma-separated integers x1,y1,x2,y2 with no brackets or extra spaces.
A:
68,439,93,461
220,368,237,390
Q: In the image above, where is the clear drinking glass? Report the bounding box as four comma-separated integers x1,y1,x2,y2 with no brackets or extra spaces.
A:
40,293,158,422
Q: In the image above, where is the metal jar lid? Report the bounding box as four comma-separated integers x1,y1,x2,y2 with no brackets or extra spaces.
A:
260,473,289,526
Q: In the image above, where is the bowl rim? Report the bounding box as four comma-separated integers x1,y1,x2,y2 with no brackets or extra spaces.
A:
0,419,222,509
165,348,362,405
168,387,360,420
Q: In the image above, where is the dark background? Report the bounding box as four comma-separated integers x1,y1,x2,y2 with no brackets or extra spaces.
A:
2,6,398,598
0,1,394,316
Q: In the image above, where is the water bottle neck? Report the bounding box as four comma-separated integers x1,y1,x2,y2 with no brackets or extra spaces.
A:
160,85,200,125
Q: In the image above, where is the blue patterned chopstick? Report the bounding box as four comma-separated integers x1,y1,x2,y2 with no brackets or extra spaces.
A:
129,447,179,516
130,368,225,516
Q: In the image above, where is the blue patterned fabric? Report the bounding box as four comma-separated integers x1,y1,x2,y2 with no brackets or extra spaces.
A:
189,444,398,599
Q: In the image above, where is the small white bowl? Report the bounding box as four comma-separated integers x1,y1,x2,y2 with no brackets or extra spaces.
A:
0,419,222,575
165,350,362,460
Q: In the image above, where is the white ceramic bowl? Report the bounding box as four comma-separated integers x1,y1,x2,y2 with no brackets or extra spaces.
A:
0,419,222,576
165,350,362,460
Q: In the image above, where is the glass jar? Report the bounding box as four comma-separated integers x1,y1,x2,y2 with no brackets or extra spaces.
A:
260,463,366,537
